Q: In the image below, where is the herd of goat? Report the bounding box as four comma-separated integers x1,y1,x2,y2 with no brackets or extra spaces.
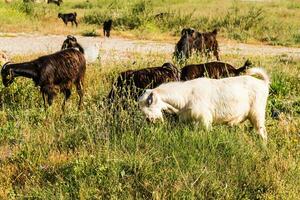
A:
1,24,272,142
1,0,271,142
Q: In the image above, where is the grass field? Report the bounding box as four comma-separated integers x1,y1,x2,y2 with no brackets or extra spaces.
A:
1,0,300,45
0,53,299,199
0,0,300,199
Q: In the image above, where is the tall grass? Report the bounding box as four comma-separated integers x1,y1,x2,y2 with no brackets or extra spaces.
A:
0,53,299,198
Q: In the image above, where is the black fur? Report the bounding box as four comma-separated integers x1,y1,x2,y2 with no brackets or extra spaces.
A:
58,12,78,27
103,19,113,37
47,0,62,6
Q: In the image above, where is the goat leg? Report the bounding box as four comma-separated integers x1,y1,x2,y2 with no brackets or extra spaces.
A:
42,92,47,108
62,89,71,111
76,81,84,110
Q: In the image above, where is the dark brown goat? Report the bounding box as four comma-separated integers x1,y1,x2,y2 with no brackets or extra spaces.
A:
1,49,86,109
103,19,113,37
174,28,195,61
181,60,252,81
48,0,62,6
108,63,181,103
193,29,220,60
61,35,84,53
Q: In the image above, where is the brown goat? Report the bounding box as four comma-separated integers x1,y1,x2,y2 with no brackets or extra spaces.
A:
193,29,220,60
180,60,252,81
108,63,181,103
1,49,86,109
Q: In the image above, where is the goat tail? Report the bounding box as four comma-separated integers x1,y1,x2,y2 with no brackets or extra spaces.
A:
246,67,270,85
74,12,77,17
236,59,252,74
212,29,218,35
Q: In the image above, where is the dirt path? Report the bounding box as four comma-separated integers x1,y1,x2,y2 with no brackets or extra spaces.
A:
1,33,300,62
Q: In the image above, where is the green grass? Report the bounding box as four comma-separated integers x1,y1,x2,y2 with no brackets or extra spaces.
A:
0,0,300,198
0,53,299,199
1,0,300,45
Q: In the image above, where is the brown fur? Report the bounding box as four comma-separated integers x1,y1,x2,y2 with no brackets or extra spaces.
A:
180,60,251,81
174,28,195,61
61,35,84,54
193,29,220,60
108,63,180,103
1,49,86,109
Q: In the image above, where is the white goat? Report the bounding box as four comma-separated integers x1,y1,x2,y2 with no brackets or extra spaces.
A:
138,68,270,142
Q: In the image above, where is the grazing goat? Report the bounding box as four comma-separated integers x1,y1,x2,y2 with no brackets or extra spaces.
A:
181,60,252,81
139,68,270,142
108,63,181,103
1,49,86,109
103,19,113,37
58,12,78,27
193,29,220,60
174,28,195,61
47,0,62,6
61,35,100,63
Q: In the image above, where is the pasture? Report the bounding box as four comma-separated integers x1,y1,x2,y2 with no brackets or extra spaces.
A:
0,0,299,199
0,52,299,199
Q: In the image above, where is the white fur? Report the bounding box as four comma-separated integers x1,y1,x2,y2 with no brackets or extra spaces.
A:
83,44,100,63
139,67,270,142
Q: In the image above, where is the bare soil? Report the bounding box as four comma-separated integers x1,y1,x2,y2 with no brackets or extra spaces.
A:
1,33,300,62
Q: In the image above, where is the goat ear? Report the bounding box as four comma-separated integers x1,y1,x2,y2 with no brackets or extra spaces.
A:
1,62,11,71
181,28,186,36
192,30,197,39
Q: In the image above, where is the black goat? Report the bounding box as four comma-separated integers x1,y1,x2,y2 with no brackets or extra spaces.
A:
47,0,62,6
103,19,113,37
174,28,195,62
180,60,252,81
1,49,86,109
58,12,78,27
61,35,84,54
108,63,181,103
